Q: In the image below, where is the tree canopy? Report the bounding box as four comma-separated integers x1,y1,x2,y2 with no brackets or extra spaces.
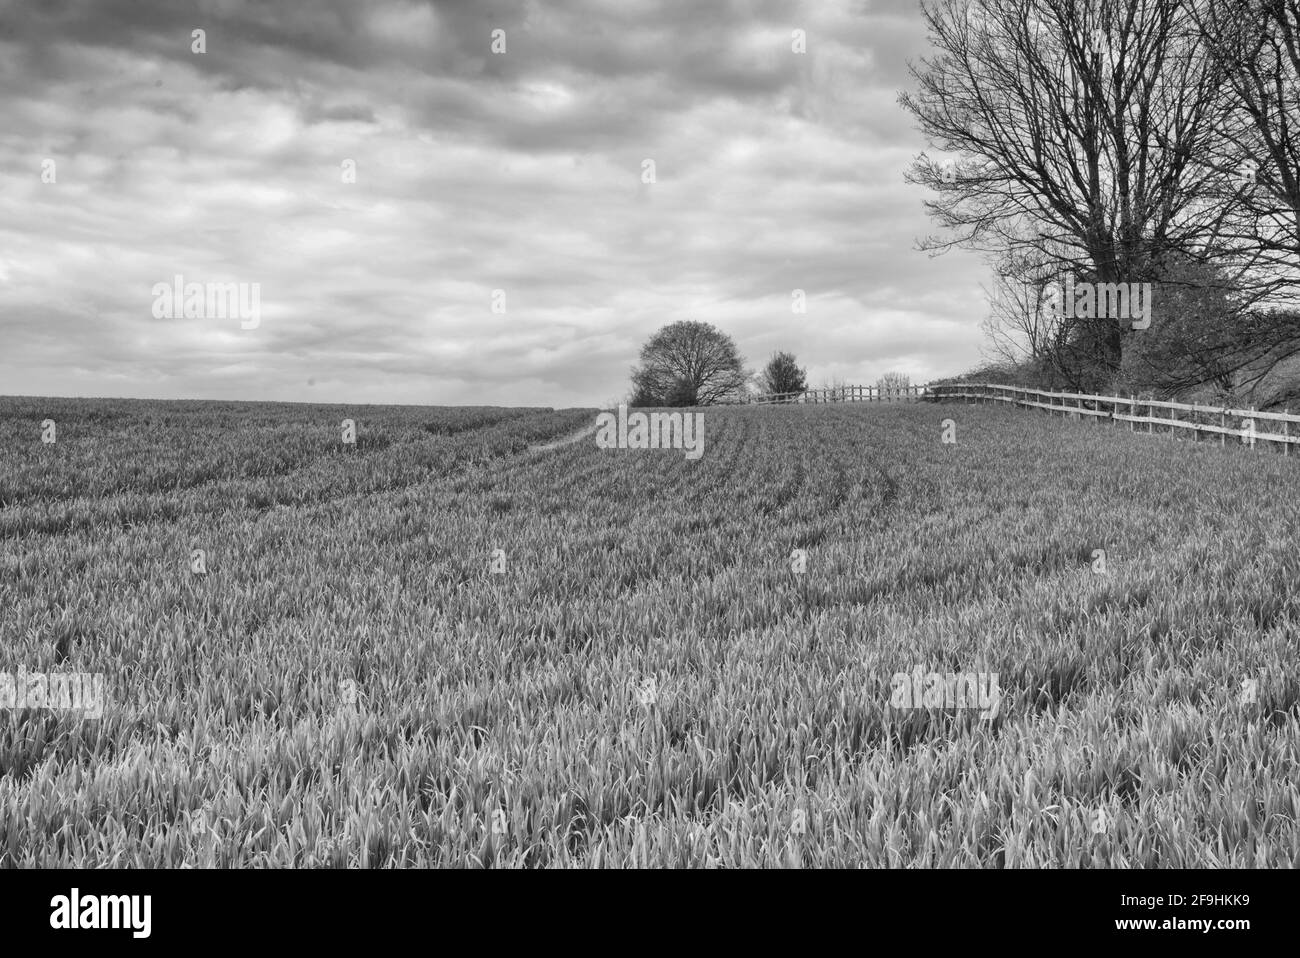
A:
629,321,748,407
760,351,808,399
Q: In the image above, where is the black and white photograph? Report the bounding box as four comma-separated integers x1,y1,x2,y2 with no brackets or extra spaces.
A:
0,0,1295,935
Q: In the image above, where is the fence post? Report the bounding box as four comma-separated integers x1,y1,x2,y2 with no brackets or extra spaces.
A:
1286,409,1291,457
1220,407,1225,447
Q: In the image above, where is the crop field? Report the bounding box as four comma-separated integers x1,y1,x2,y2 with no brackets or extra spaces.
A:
2,396,1299,867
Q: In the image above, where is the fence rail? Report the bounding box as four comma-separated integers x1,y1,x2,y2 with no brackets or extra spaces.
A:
738,384,930,405
929,382,1299,452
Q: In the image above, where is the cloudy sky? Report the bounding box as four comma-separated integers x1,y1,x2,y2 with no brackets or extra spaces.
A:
0,0,989,408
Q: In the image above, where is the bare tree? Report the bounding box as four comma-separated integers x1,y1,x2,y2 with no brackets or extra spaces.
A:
978,229,1106,388
629,321,749,407
980,233,1068,361
876,371,912,398
901,0,1235,381
1194,0,1300,302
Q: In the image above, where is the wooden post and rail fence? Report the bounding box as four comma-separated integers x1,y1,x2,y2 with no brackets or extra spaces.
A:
734,380,1296,453
929,382,1296,453
738,384,930,405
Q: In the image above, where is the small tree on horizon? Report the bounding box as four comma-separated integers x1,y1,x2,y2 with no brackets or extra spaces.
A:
628,321,748,406
760,351,808,400
876,371,911,398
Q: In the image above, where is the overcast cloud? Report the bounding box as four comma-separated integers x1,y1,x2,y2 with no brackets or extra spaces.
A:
0,0,989,407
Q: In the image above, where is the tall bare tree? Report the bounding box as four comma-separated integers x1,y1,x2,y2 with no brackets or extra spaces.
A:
1194,0,1300,301
901,0,1234,382
876,371,913,398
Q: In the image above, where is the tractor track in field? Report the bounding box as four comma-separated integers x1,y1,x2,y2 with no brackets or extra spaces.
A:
527,423,599,453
